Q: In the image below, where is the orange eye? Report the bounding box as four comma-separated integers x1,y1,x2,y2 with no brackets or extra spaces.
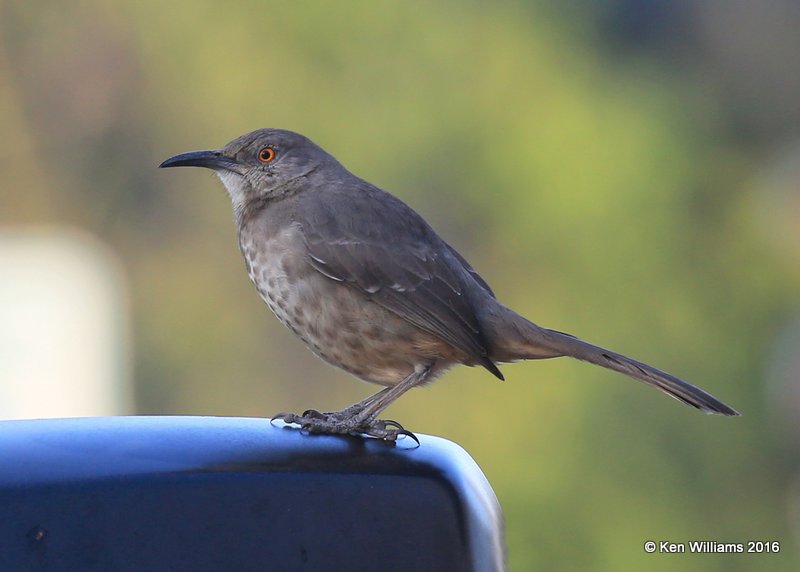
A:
258,146,276,163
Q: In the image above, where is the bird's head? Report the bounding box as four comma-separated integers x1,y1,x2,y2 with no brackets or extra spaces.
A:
160,128,338,212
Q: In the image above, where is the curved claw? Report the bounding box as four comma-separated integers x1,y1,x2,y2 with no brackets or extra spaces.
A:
271,412,300,425
396,429,420,446
356,419,419,446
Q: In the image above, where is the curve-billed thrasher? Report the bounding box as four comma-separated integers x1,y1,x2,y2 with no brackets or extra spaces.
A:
160,128,738,441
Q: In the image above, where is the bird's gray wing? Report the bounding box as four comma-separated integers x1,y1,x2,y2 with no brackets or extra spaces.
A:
444,242,496,298
298,185,503,379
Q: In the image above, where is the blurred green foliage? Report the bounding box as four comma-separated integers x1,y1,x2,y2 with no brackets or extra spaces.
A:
1,1,798,569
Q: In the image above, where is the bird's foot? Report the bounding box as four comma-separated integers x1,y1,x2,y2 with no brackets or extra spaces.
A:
271,410,418,444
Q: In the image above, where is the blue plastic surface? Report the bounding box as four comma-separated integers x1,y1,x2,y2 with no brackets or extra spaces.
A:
0,416,506,571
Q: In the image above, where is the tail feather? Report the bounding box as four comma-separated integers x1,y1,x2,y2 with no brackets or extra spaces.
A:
541,329,739,416
484,305,739,416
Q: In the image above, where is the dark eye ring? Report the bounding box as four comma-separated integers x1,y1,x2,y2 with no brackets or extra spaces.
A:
258,146,276,163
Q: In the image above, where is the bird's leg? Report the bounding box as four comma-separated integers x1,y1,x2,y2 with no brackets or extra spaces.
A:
296,387,392,422
273,363,433,442
345,364,432,426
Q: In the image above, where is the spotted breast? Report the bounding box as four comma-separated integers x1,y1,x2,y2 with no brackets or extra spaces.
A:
238,216,451,387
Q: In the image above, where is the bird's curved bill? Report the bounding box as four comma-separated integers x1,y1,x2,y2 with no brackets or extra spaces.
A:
159,150,237,171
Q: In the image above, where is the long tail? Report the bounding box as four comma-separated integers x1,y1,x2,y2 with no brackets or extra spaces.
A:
484,305,740,416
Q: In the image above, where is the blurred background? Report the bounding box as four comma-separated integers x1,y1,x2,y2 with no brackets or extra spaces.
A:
1,0,798,569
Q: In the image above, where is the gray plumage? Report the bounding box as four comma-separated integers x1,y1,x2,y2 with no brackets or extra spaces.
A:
160,128,739,441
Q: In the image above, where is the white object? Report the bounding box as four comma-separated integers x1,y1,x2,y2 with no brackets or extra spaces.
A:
0,227,131,419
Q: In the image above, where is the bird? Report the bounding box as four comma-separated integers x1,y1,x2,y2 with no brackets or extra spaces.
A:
160,128,739,441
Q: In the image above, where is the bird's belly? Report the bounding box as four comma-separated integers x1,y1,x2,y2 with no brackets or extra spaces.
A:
240,229,437,386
